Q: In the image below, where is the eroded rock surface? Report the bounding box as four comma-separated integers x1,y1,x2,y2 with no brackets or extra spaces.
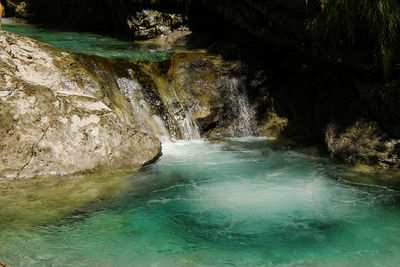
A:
0,31,161,179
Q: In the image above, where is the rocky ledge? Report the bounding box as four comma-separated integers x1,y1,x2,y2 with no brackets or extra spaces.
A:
0,31,162,180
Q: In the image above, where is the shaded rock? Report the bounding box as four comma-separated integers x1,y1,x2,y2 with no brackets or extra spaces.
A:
258,108,288,138
325,121,400,168
5,0,28,18
0,31,161,180
128,9,191,46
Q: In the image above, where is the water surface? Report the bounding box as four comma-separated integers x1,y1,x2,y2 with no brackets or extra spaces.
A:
1,139,400,266
2,19,400,267
2,18,175,61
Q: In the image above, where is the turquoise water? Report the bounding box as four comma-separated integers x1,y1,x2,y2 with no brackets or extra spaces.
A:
2,20,400,266
2,139,400,266
2,18,175,61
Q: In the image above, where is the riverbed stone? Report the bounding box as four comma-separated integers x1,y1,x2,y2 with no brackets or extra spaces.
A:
0,31,161,180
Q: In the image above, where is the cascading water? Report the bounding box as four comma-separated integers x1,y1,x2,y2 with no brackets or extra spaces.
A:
223,77,257,137
116,76,172,142
3,19,258,141
172,107,201,140
116,75,201,141
116,75,257,141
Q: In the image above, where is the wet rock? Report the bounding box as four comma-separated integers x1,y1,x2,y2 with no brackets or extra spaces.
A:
144,51,258,138
82,50,259,140
325,121,400,168
0,31,161,180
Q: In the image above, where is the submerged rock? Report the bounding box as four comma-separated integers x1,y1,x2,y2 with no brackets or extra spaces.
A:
0,31,161,180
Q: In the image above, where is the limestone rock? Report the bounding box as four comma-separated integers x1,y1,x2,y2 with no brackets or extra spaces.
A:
0,31,161,179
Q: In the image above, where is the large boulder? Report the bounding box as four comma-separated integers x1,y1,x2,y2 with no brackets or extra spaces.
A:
0,31,161,179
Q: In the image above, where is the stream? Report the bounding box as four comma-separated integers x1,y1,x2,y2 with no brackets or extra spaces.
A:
2,20,400,267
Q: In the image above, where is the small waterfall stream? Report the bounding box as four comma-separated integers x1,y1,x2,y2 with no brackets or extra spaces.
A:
116,77,172,142
224,77,257,137
172,108,202,140
116,75,257,141
116,75,202,141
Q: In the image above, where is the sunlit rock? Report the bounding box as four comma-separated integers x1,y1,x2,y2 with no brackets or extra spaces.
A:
0,31,162,179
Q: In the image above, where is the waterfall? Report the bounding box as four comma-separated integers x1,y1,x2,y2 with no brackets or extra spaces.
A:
224,78,257,137
116,75,201,141
116,74,256,141
116,77,172,142
173,108,201,140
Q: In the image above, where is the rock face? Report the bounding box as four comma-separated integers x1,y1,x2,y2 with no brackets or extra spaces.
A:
0,31,162,179
143,51,258,138
127,9,191,46
79,51,259,141
0,30,262,180
326,121,400,168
